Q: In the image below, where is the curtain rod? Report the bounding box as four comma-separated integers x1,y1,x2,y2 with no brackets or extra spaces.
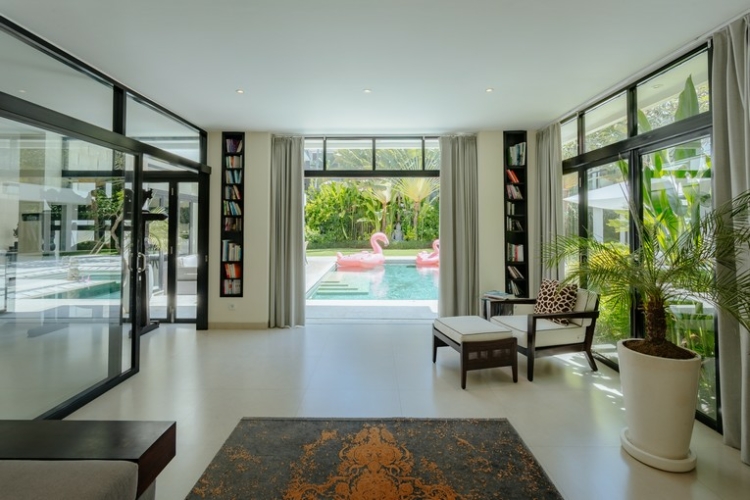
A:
545,7,750,129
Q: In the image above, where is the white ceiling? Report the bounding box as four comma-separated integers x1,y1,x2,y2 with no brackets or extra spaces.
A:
0,0,747,135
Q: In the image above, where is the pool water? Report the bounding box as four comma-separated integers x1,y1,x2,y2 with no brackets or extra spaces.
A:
307,262,439,300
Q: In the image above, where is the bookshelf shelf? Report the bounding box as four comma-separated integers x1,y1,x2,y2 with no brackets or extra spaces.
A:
220,132,245,297
504,130,528,297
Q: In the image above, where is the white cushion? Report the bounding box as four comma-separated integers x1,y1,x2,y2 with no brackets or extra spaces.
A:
490,315,586,348
571,288,598,326
434,316,512,344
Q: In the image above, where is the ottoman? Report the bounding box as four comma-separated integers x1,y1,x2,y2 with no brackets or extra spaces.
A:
433,316,517,389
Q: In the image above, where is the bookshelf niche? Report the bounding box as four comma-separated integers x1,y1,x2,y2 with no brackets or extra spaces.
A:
504,130,528,297
220,132,244,297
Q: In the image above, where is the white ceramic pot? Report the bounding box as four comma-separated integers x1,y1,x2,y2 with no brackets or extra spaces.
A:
617,339,702,472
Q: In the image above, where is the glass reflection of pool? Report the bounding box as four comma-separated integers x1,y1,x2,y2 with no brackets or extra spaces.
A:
307,262,439,300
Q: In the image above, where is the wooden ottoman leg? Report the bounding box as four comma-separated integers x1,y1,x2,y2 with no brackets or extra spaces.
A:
460,346,467,390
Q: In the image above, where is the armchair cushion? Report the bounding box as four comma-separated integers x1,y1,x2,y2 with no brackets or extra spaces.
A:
533,279,578,324
490,315,587,348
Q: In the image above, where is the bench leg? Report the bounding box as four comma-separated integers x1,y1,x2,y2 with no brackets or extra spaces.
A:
432,333,438,363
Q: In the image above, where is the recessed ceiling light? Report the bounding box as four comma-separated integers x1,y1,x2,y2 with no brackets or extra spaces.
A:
363,89,372,94
236,89,244,94
18,89,26,93
652,84,663,89
485,88,494,93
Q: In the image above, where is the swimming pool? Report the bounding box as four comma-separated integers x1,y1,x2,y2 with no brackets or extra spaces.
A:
307,262,439,300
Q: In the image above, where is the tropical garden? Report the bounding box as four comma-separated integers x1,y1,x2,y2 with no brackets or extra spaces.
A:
304,144,440,254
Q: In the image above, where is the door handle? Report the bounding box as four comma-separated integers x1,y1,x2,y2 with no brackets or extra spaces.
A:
137,252,147,274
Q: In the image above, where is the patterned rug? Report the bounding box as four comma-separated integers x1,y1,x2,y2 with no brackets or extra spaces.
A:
187,418,562,499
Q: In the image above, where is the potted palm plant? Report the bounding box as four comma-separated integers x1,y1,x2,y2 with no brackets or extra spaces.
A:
543,187,750,472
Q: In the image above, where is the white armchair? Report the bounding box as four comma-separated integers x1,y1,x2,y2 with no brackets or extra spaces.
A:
489,283,600,381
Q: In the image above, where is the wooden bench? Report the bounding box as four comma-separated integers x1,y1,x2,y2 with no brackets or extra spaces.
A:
0,420,176,499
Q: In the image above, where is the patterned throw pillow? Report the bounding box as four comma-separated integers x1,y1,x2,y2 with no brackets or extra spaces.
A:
533,279,579,325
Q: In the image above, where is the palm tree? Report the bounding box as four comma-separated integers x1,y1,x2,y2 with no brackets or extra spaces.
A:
543,189,750,359
396,178,439,239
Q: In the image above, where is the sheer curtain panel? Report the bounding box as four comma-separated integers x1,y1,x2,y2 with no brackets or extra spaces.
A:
269,136,305,328
712,14,750,465
439,135,479,317
536,123,563,291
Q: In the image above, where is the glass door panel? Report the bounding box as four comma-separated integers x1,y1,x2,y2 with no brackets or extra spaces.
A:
176,182,198,320
143,182,169,321
641,137,716,420
586,160,631,363
0,117,134,418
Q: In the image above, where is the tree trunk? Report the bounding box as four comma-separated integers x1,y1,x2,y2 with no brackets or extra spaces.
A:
644,298,668,343
412,202,420,239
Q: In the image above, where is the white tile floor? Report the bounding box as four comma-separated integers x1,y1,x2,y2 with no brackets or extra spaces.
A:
68,322,750,500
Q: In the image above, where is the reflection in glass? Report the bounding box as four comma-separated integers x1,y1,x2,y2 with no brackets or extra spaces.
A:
561,118,578,160
642,137,715,419
425,138,440,170
0,29,113,130
584,93,627,153
637,51,709,134
304,139,324,170
126,94,201,162
326,139,373,170
582,160,631,363
177,183,199,320
562,172,579,277
375,138,421,170
0,117,133,418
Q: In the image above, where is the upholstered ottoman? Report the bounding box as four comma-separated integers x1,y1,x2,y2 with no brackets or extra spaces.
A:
432,316,517,389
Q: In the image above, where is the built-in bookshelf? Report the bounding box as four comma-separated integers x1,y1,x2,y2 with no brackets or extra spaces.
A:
220,132,244,297
504,130,528,297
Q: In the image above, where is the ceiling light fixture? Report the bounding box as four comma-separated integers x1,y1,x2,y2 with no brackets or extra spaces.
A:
652,84,663,89
363,89,372,94
236,89,244,94
18,89,26,93
485,88,494,93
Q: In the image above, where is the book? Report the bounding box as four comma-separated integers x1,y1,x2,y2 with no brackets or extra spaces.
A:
483,290,513,300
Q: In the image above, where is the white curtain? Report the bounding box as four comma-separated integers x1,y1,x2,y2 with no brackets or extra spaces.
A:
536,123,563,292
269,136,305,328
439,135,479,317
712,14,750,465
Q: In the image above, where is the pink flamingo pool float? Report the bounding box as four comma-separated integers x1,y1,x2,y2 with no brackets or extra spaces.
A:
336,232,389,269
416,239,440,267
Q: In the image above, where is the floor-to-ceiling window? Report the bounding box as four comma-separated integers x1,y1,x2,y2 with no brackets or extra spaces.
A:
0,15,209,418
560,47,716,426
303,137,441,320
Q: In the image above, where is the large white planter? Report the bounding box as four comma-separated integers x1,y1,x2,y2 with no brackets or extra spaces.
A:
617,339,702,472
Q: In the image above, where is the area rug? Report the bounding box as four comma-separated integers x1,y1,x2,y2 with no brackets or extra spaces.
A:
186,418,562,499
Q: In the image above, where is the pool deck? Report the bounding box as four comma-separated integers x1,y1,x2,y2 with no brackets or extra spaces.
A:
304,256,438,321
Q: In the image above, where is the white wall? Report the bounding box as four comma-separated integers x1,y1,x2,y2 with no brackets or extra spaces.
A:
206,129,538,328
208,131,271,329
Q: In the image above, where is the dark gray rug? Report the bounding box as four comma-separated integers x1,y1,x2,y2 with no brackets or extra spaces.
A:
187,418,562,499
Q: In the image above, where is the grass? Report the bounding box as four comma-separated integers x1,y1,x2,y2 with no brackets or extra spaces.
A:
306,248,429,257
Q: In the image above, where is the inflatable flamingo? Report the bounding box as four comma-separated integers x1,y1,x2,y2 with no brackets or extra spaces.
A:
336,232,389,269
416,239,440,267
